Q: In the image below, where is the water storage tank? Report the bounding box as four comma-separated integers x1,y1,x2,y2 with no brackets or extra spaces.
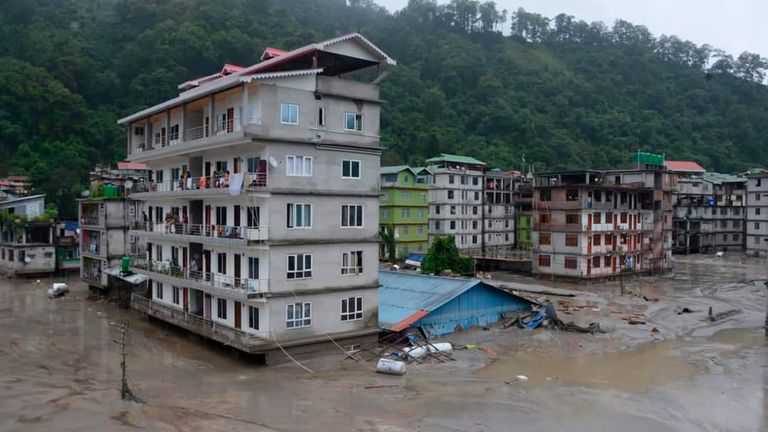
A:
376,358,406,375
103,183,118,198
121,256,131,273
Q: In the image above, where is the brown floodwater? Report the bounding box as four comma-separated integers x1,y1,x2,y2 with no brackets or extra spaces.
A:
0,254,766,431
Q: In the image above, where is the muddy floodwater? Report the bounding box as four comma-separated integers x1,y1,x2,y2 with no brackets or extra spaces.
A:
1,255,767,431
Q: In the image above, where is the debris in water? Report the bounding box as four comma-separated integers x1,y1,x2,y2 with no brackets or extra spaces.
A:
505,375,528,384
47,283,69,298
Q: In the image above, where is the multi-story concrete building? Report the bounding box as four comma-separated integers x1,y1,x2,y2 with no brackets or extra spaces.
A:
379,166,430,259
119,34,394,359
79,165,148,288
0,195,58,276
427,154,485,252
480,170,516,257
672,172,746,254
532,169,674,280
746,169,768,257
514,178,533,249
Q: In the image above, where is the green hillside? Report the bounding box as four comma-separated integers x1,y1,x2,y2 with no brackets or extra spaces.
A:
2,0,768,216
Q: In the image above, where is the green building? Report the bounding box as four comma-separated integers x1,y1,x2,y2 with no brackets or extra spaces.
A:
380,166,431,260
515,214,532,249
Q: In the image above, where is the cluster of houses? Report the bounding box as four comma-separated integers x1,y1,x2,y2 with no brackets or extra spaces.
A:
2,34,767,362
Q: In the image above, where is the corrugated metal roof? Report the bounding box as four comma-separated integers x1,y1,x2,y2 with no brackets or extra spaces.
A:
664,160,705,173
379,271,533,332
380,165,413,175
702,172,746,184
425,153,486,165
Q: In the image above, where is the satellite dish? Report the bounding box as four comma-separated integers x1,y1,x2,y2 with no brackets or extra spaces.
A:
24,257,31,264
268,157,279,168
125,180,134,189
81,190,90,197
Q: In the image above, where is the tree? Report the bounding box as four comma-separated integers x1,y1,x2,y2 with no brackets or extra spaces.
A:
734,51,768,83
421,236,475,276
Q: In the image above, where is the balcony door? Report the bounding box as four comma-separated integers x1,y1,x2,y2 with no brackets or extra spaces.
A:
226,107,234,133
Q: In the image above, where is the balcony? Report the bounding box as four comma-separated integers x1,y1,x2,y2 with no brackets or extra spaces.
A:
127,172,268,198
132,258,269,300
130,221,268,245
129,116,248,161
131,294,270,353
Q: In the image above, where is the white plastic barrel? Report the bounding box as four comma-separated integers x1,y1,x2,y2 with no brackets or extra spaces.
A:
403,346,428,359
429,342,453,354
376,358,407,375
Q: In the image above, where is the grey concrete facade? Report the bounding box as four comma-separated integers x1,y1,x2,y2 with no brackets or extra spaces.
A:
746,172,768,257
119,34,393,356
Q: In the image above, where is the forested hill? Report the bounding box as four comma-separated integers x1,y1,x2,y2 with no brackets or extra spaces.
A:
3,0,768,216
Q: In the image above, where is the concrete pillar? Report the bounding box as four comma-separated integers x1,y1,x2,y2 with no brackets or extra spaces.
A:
241,82,249,128
165,110,171,147
125,125,131,155
181,103,187,142
208,95,215,136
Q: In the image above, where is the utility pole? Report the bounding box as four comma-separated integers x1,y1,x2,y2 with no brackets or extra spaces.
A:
118,322,143,403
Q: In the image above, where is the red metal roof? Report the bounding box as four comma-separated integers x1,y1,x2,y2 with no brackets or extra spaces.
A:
260,47,286,61
221,64,243,73
664,160,705,173
117,162,148,170
389,309,430,332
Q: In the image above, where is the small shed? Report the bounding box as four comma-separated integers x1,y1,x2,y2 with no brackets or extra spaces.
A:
379,271,534,337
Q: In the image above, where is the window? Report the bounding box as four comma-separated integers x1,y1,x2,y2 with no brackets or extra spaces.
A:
733,220,741,229
606,212,614,224
341,297,364,321
155,244,163,262
594,190,602,202
566,214,580,224
756,222,760,230
604,255,612,267
286,302,311,328
172,287,180,305
538,255,551,267
566,189,579,201
342,160,361,179
620,212,628,223
344,112,363,131
402,191,410,200
594,212,602,224
723,234,728,241
434,205,440,215
247,206,260,227
247,157,260,173
434,220,440,229
402,225,409,234
171,168,181,183
565,234,578,247
733,234,740,241
720,220,727,228
758,179,762,187
757,208,762,216
248,257,259,279
155,170,164,183
248,306,259,330
217,298,227,320
449,175,455,184
540,233,551,245
755,236,760,245
169,124,179,141
217,253,227,274
134,126,145,136
7,250,13,261
287,203,312,228
287,254,312,279
450,221,456,230
342,204,364,228
472,235,478,244
757,193,761,202
473,177,479,186
341,251,364,275
450,206,456,215
540,213,551,224
540,190,551,201
448,190,454,200
155,282,164,300
318,107,325,127
280,103,299,124
593,234,602,246
592,256,601,268
564,257,578,269
286,155,312,176
381,209,389,218
474,191,480,200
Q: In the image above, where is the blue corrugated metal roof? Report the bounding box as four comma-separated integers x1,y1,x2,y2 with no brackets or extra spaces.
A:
379,271,534,334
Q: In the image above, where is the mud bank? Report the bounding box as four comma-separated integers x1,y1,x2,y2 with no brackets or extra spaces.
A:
0,254,766,431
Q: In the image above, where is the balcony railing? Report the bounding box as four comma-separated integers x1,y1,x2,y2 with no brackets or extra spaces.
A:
81,243,101,255
80,215,101,226
132,258,268,294
128,172,267,194
132,221,267,241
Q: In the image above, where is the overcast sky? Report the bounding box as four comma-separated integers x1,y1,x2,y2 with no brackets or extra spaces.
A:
376,0,768,57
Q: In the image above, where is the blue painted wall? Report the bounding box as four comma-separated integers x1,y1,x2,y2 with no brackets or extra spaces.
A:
412,284,532,337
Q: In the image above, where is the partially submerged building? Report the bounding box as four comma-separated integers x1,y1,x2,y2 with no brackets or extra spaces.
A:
532,167,675,280
746,169,768,257
378,270,534,337
119,34,395,360
79,164,147,289
379,166,430,259
0,195,58,276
